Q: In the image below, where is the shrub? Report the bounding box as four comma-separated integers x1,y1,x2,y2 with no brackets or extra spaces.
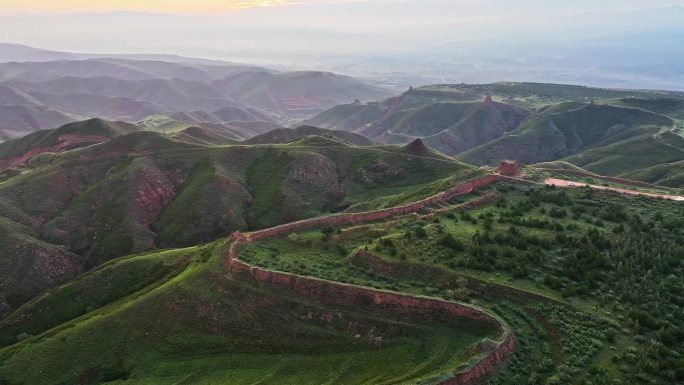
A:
414,227,427,238
287,233,300,243
321,226,336,237
438,234,464,252
444,287,470,301
549,207,567,218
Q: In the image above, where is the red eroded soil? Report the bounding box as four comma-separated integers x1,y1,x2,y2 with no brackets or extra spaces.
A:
0,134,111,170
543,178,684,201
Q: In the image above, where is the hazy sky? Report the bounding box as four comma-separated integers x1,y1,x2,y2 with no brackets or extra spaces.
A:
1,0,683,89
2,0,684,14
3,1,682,54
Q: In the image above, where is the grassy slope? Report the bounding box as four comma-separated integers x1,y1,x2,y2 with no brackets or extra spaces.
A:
457,103,675,167
621,159,684,187
0,242,495,385
562,130,684,178
245,126,375,146
0,118,137,161
0,217,83,312
307,96,527,156
308,85,684,180
0,131,474,320
241,180,684,385
0,131,471,258
599,98,684,120
307,83,684,136
305,102,385,132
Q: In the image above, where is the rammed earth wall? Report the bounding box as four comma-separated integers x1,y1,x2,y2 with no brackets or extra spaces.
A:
245,174,503,241
225,173,516,385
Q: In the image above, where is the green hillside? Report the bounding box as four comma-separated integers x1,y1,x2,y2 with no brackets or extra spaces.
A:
307,96,527,156
305,102,385,131
0,242,497,385
1,80,684,384
0,143,682,383
458,103,675,166
0,217,82,317
620,159,684,187
599,97,684,120
0,129,474,316
0,118,137,167
562,130,684,178
245,125,375,146
240,179,684,385
420,82,684,109
308,83,684,187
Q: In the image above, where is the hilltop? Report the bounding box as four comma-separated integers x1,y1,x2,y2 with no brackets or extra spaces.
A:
306,90,528,156
0,118,137,170
245,125,375,146
0,124,473,319
0,58,391,140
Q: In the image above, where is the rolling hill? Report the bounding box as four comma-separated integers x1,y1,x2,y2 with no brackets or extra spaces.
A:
245,125,375,146
0,241,499,384
213,70,391,114
308,83,684,186
0,118,137,170
0,104,79,141
0,57,264,83
307,92,527,156
457,102,676,166
0,161,680,384
0,55,392,139
0,123,473,319
3,76,236,111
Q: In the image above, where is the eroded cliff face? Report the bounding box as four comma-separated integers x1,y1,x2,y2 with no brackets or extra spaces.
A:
281,152,347,220
133,165,178,226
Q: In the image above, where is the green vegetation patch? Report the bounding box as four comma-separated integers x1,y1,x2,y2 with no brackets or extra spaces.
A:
0,241,496,385
243,182,684,385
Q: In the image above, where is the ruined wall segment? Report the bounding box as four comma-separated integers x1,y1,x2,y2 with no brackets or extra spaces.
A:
247,174,504,241
497,160,520,176
225,172,517,384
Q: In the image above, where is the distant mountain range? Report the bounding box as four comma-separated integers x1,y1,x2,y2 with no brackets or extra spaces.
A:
1,43,683,187
0,43,390,140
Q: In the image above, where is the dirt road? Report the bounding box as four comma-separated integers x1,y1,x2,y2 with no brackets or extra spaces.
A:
543,178,684,201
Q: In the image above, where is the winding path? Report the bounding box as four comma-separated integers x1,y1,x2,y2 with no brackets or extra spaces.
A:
544,177,684,201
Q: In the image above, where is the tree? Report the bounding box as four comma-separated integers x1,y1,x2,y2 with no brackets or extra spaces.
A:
321,226,336,239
